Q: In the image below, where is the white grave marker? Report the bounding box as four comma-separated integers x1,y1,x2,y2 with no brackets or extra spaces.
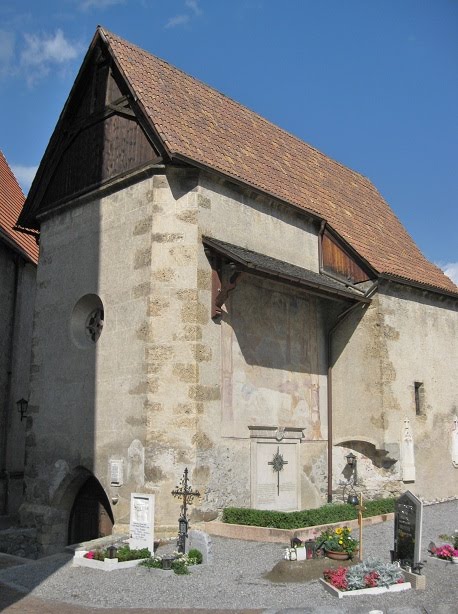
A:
129,493,155,553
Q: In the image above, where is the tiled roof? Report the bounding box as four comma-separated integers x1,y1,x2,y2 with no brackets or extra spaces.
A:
99,28,456,296
0,151,38,264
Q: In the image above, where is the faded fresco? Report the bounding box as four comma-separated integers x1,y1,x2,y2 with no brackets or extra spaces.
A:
221,277,322,439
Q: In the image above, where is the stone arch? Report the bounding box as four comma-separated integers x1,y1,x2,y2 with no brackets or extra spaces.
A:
50,466,114,545
334,439,398,469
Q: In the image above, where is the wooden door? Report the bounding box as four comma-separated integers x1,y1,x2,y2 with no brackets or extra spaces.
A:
68,477,114,544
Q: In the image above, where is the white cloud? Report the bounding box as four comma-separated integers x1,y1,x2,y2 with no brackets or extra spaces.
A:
165,0,202,29
165,14,190,29
11,164,38,194
20,29,82,85
185,0,202,16
441,262,458,286
0,30,15,77
79,0,125,10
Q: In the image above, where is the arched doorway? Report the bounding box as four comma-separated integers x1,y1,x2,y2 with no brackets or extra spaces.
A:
68,476,114,545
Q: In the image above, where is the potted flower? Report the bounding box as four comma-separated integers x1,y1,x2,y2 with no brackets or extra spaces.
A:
316,526,359,560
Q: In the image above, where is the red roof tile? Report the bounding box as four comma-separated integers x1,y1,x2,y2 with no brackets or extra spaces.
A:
0,150,38,264
99,28,456,296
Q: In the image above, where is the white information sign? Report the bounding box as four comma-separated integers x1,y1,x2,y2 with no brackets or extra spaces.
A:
110,460,124,486
129,493,155,553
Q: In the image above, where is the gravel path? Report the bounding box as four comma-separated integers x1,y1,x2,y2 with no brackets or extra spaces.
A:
0,500,456,613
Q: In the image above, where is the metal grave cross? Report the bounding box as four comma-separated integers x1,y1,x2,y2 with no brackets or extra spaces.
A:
268,446,288,496
171,467,200,518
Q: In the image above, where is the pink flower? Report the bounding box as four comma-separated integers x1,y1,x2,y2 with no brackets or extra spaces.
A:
84,551,95,559
436,544,455,560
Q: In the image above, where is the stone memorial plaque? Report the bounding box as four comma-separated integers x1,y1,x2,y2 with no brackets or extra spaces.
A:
252,442,298,510
129,493,154,553
110,459,123,486
394,490,423,567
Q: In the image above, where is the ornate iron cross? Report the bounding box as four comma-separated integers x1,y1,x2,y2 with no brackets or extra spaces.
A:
171,467,200,520
268,446,288,496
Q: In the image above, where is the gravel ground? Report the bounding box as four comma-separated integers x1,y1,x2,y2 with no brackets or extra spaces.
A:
0,500,456,613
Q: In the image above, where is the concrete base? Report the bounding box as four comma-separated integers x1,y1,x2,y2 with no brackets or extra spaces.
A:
402,569,426,590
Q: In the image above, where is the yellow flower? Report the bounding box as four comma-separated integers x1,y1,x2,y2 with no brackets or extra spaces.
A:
339,539,343,545
335,528,343,535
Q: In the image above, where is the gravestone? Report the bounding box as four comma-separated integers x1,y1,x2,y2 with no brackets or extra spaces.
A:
129,493,155,553
393,490,423,568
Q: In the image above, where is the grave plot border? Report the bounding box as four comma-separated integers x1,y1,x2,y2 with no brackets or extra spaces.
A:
320,578,411,598
72,550,148,571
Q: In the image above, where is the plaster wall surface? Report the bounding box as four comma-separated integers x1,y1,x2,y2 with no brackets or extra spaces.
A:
378,282,458,500
192,173,333,512
23,175,159,543
24,163,458,548
331,281,458,501
199,173,320,271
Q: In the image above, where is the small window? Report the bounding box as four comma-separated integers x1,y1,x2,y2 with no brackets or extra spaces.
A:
414,382,425,416
71,294,104,348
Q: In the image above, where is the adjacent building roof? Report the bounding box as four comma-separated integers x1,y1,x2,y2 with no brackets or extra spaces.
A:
0,150,38,264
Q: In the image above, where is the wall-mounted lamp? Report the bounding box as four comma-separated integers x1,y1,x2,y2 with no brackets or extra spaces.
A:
345,452,357,467
346,451,357,484
345,451,358,505
16,398,28,422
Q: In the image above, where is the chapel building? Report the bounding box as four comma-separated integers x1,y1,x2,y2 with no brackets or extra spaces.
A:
16,28,458,553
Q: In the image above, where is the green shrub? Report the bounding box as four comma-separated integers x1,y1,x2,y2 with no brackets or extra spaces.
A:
114,545,151,561
140,556,162,569
222,498,395,529
187,548,203,565
172,558,189,575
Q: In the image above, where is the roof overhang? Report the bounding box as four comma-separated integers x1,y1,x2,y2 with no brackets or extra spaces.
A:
203,237,371,304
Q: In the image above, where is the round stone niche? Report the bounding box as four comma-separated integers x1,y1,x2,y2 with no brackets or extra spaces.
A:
71,294,104,348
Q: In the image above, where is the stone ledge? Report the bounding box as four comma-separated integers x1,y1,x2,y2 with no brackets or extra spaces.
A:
203,513,394,543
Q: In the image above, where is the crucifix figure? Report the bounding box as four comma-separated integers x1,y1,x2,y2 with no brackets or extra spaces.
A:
268,446,288,496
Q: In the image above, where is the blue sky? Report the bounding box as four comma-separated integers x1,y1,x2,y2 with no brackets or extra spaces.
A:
1,0,457,282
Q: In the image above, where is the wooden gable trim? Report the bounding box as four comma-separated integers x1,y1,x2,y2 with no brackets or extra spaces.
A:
18,31,169,231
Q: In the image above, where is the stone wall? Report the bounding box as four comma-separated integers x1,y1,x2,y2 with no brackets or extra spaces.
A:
192,172,336,513
332,280,458,501
22,172,160,549
22,161,457,554
0,527,39,559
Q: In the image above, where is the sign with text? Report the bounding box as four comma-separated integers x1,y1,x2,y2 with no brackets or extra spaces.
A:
110,459,124,486
129,493,155,553
394,490,423,567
